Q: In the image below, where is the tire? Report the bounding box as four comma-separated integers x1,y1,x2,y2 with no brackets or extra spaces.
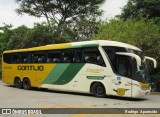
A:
23,78,31,90
14,77,23,89
92,83,106,98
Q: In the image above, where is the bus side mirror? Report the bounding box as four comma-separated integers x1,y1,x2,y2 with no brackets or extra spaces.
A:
116,52,142,67
144,56,157,68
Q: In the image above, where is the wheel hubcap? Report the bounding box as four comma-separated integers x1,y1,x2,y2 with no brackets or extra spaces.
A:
97,86,104,94
15,79,21,87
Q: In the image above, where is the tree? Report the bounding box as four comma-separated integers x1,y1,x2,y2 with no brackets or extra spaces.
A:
119,0,160,20
55,17,100,42
0,24,32,53
73,18,100,39
15,0,104,35
0,24,14,53
24,22,56,47
0,23,56,54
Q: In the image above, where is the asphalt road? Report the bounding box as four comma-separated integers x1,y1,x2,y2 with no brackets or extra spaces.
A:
0,80,160,117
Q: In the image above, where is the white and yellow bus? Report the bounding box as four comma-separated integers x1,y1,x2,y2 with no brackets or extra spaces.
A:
2,40,157,98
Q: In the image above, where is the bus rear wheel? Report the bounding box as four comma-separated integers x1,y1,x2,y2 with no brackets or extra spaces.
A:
23,78,31,90
14,77,22,89
92,83,106,98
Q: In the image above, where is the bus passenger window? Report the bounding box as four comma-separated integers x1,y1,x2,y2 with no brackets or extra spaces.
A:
32,52,45,63
73,49,82,63
84,48,105,66
3,53,12,63
19,53,29,63
46,51,61,63
12,54,20,63
62,50,74,63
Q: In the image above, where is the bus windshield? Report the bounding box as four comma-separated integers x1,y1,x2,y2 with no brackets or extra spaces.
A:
102,46,150,83
133,59,150,82
127,49,150,83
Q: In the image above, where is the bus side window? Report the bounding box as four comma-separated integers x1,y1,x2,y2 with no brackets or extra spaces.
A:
32,52,45,63
62,49,75,63
19,53,29,63
12,54,20,63
3,53,12,64
83,47,105,66
73,49,82,63
46,50,61,63
103,46,127,71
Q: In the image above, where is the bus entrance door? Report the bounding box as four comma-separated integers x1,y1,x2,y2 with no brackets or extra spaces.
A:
112,55,132,97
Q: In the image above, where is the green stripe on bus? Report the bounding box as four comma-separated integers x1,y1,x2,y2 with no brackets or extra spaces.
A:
53,63,85,85
43,63,85,85
87,76,105,80
81,44,99,48
42,64,70,84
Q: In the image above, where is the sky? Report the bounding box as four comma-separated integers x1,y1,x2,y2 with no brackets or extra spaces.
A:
0,0,128,28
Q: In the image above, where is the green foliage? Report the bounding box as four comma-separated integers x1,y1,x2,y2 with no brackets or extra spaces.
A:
116,0,160,71
24,23,55,47
0,24,29,52
0,24,15,53
93,18,160,67
0,18,98,54
14,0,103,44
15,0,104,21
119,0,160,21
56,17,100,42
15,0,104,36
0,23,55,53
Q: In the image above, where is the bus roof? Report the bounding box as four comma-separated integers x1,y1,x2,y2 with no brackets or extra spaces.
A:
73,40,141,51
3,40,141,53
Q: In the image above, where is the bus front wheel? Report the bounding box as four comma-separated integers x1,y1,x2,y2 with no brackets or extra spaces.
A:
23,78,31,90
92,83,106,98
14,77,22,89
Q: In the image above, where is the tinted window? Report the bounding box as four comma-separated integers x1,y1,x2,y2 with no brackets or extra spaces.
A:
103,46,126,62
19,53,31,63
46,50,61,63
12,54,20,63
3,53,12,63
73,49,82,63
117,56,131,77
62,49,75,63
103,46,127,71
83,47,105,66
32,52,45,63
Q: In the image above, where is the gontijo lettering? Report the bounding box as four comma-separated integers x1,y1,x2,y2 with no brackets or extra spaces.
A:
18,66,44,71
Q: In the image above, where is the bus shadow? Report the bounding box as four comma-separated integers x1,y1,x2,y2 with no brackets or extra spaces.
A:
6,84,93,97
6,85,147,101
32,87,93,97
105,95,147,101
